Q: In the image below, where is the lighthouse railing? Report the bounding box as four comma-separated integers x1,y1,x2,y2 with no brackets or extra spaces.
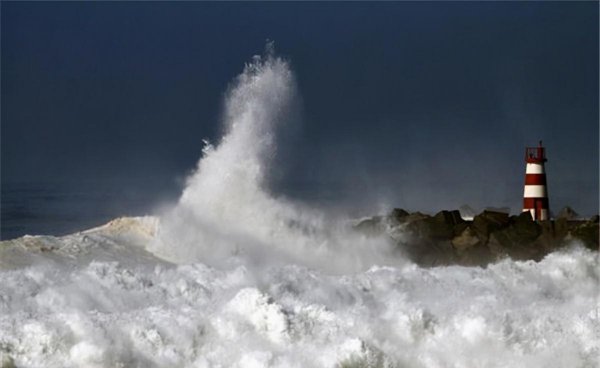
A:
525,147,546,163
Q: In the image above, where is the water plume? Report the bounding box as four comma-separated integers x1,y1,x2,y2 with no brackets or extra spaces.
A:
152,44,398,273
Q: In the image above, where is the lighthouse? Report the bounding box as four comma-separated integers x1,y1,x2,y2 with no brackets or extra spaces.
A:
523,141,550,220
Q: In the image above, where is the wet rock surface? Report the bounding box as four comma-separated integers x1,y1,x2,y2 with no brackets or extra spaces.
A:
354,209,599,267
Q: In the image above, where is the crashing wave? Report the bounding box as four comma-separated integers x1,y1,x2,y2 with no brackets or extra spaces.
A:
1,45,599,367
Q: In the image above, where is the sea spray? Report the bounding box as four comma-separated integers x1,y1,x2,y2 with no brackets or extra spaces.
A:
151,45,399,273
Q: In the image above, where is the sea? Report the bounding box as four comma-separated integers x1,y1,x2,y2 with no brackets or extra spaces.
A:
1,49,598,368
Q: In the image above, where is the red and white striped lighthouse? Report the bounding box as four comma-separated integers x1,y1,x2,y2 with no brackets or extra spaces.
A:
523,141,550,220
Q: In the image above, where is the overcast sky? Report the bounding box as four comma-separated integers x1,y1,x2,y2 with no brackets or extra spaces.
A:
2,2,598,216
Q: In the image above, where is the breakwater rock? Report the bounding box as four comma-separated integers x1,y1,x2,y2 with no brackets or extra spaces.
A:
354,209,599,267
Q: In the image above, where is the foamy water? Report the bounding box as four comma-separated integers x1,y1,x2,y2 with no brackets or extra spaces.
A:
1,45,599,368
1,224,598,367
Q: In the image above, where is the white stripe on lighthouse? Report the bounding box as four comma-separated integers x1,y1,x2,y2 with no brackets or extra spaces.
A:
523,185,547,198
525,163,545,174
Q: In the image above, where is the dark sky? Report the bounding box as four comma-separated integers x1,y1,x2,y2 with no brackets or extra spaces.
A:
2,2,598,217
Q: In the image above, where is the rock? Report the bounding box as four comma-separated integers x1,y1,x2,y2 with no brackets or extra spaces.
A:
373,207,597,268
451,226,480,251
486,212,543,261
353,216,385,237
424,210,464,239
388,208,410,225
534,220,566,250
423,240,458,267
402,239,458,268
472,210,510,242
556,206,580,220
434,210,464,226
486,233,509,259
405,210,463,240
510,212,542,241
553,218,570,239
530,217,570,252
402,212,430,224
569,220,599,250
452,221,470,237
456,243,496,266
487,232,544,261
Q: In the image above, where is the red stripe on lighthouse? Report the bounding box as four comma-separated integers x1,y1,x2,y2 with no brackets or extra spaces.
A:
523,197,549,208
525,174,546,185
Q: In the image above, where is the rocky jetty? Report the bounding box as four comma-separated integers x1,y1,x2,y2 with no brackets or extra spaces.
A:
354,208,599,267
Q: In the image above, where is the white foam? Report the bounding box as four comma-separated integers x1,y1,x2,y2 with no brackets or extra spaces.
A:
1,235,598,367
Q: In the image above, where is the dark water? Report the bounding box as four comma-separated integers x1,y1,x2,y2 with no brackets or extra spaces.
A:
1,181,180,240
2,177,529,240
0,178,381,240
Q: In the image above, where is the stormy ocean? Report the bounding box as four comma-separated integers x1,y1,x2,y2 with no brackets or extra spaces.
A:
1,50,598,368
